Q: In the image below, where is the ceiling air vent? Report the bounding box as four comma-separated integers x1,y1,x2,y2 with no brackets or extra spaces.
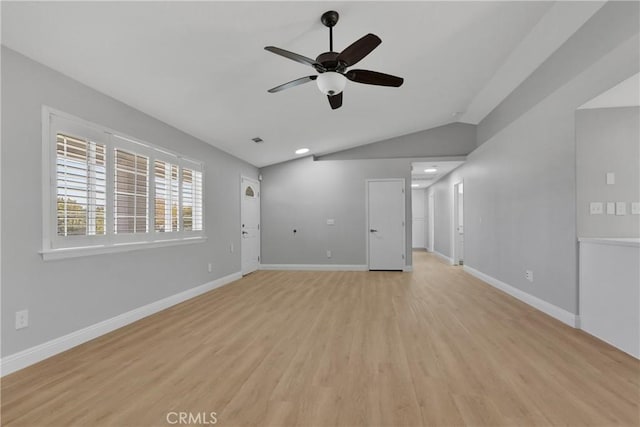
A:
251,137,264,144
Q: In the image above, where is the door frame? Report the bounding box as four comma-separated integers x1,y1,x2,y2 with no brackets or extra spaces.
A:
240,175,260,275
365,178,406,271
452,180,464,266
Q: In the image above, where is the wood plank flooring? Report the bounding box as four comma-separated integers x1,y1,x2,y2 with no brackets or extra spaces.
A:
2,252,639,426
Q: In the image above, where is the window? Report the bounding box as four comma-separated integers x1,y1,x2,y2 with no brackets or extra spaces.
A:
43,109,205,259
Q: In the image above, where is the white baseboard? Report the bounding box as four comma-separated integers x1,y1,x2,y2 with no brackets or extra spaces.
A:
403,265,413,272
433,250,454,265
0,271,242,377
259,264,367,271
463,265,577,327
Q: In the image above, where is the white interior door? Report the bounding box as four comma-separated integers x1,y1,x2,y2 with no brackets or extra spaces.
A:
428,193,435,252
241,176,260,275
368,179,405,270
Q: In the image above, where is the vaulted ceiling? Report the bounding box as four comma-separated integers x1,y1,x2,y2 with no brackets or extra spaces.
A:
1,1,604,167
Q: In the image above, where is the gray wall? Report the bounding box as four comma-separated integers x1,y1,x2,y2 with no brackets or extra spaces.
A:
576,107,640,237
318,123,476,161
426,2,639,314
1,47,258,356
477,1,640,146
260,156,412,266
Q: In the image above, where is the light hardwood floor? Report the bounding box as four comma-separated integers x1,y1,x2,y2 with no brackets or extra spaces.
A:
2,252,639,426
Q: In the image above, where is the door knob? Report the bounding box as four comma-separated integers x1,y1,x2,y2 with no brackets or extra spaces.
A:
242,231,248,235
369,229,378,233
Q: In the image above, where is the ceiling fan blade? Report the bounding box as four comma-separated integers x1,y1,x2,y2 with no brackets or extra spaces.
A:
345,69,404,87
327,92,343,110
336,34,381,67
265,46,325,71
268,75,317,93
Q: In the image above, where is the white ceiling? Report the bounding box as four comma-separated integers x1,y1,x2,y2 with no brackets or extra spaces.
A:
579,73,640,109
1,2,600,167
411,161,464,188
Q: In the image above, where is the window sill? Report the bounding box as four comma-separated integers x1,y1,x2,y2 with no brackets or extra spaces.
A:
40,236,207,261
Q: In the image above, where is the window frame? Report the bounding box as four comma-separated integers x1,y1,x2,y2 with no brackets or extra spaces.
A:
41,107,206,260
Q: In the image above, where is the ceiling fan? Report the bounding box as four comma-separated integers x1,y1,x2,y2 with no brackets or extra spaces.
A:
265,10,404,110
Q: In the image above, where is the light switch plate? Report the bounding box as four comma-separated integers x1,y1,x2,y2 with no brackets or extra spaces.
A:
606,172,615,185
589,202,603,215
326,219,335,225
631,202,640,215
616,202,626,216
606,202,616,215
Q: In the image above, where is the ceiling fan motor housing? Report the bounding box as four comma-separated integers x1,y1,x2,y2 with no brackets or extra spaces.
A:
315,52,347,73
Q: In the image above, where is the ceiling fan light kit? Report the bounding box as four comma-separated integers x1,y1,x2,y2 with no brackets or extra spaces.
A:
265,10,404,110
316,71,347,96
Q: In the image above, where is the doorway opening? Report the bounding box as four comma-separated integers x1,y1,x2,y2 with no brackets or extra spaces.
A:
411,186,426,250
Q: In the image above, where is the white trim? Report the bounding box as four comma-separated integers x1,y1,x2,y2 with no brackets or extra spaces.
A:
259,264,367,271
578,237,639,248
463,265,578,327
40,236,207,261
0,271,241,376
433,250,454,265
403,265,413,272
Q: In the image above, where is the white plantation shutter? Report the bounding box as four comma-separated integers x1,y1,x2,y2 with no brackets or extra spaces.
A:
154,160,179,232
44,110,205,257
193,170,203,231
56,133,106,236
114,148,149,234
181,167,203,231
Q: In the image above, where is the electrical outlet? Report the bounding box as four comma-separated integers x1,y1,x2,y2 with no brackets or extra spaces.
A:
525,270,533,283
208,263,212,273
606,202,615,215
229,243,234,253
616,202,626,216
632,202,640,215
326,250,332,258
15,310,29,330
